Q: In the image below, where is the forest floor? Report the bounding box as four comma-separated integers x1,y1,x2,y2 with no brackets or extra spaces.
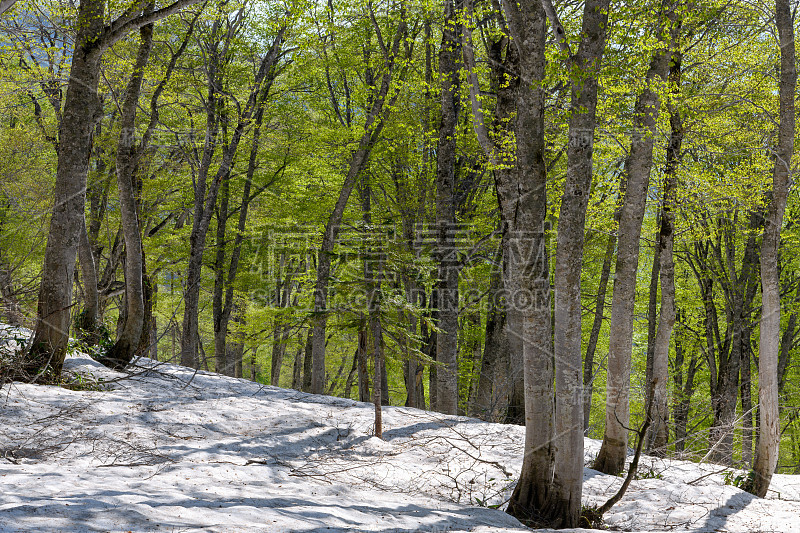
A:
1,325,799,532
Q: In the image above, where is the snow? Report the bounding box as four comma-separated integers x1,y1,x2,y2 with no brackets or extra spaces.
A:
1,325,799,532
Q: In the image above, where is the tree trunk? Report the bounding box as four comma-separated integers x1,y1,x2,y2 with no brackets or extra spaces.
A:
215,81,270,378
671,324,699,454
213,177,232,375
645,225,662,405
25,0,204,380
752,0,794,497
100,16,154,370
462,2,518,425
75,217,100,345
402,281,425,409
647,51,684,456
26,0,105,378
182,23,285,369
311,16,408,394
368,250,385,438
434,0,462,416
501,0,555,522
226,303,245,379
472,253,508,421
584,233,615,433
357,321,371,402
647,50,683,455
302,331,313,392
593,11,674,475
292,332,304,389
742,332,754,465
550,0,610,524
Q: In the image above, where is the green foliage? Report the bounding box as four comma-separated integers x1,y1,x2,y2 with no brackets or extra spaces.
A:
0,0,799,481
723,469,755,492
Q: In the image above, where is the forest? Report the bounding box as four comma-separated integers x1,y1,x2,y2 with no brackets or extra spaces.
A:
0,0,798,529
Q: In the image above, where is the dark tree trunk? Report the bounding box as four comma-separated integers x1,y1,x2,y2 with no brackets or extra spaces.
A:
310,15,408,394
215,79,272,378
462,0,517,425
357,321,371,402
302,331,313,392
671,323,699,453
584,233,615,433
647,50,683,455
434,0,462,416
75,217,100,345
472,251,509,421
292,332,304,389
742,331,754,465
213,177,232,375
182,24,285,369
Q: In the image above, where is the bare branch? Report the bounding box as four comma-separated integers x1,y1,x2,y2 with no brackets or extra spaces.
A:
102,0,205,51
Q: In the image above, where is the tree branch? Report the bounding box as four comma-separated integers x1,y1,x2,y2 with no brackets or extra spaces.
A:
102,0,205,51
540,0,571,57
0,0,17,17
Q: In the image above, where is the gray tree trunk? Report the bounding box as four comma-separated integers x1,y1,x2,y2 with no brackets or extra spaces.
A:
472,250,508,421
181,22,285,369
100,14,154,370
310,15,408,394
26,0,106,378
214,103,270,377
594,10,674,475
671,325,699,453
76,217,100,345
550,0,610,524
501,0,554,522
752,0,794,497
647,51,683,454
25,0,204,380
462,0,517,423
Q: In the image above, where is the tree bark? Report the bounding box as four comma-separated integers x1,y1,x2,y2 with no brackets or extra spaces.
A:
594,9,674,475
742,328,754,465
215,93,270,378
26,0,106,378
671,321,699,453
584,233,615,433
75,217,100,345
368,243,385,438
25,0,204,380
181,23,285,368
472,250,508,421
501,0,554,523
550,0,610,524
434,0,462,415
752,0,794,497
99,12,154,370
357,320,371,402
647,51,683,455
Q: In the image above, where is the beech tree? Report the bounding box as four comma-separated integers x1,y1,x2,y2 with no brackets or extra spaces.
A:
751,0,794,497
24,0,204,379
2,0,799,509
593,1,677,475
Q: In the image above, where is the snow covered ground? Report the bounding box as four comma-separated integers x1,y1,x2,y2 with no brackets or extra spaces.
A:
1,325,799,532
